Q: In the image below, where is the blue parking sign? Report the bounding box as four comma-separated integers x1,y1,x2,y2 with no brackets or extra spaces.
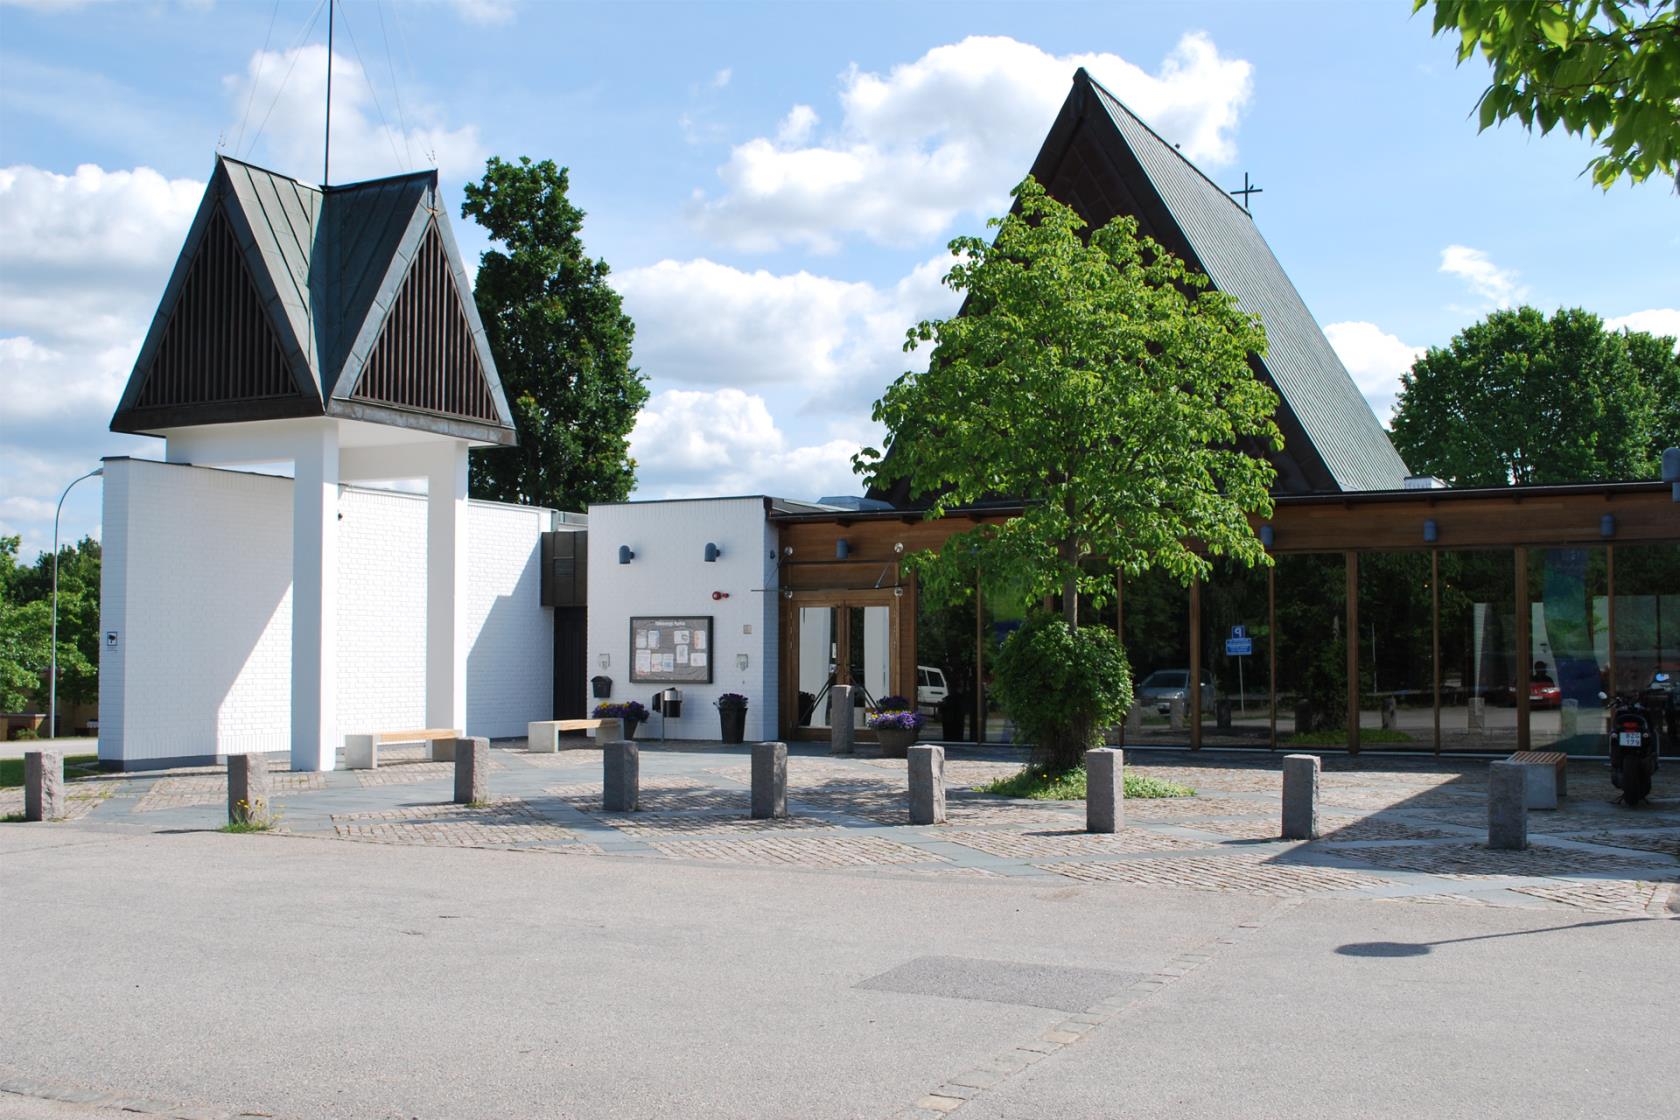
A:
1230,624,1247,640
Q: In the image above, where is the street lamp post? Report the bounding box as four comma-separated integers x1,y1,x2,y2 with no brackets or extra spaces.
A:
49,467,103,739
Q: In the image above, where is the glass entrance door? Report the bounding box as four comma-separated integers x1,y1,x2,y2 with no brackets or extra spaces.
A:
784,591,905,739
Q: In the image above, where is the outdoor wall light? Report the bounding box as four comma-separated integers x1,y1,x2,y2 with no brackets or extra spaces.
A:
618,545,635,565
836,538,850,559
1423,519,1439,544
736,653,750,670
894,586,904,598
783,589,793,600
894,542,904,554
783,545,794,557
704,542,721,562
1259,523,1274,549
1600,514,1616,539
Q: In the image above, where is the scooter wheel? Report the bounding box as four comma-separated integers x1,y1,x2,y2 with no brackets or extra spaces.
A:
1620,757,1650,806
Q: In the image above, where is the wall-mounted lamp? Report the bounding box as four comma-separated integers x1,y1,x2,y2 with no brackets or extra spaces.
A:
1423,519,1439,544
893,542,904,554
782,589,793,600
598,653,611,669
703,542,721,562
783,545,794,557
736,653,750,670
893,586,904,598
835,538,850,560
618,545,635,565
1663,446,1679,501
1600,514,1616,539
1259,523,1274,549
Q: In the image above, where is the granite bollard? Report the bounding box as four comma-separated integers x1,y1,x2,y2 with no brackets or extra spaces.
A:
752,741,788,819
24,750,64,822
1168,698,1185,731
227,753,273,825
1488,760,1527,850
908,744,946,825
1086,748,1123,833
604,740,639,812
453,737,489,804
1281,753,1321,840
1125,705,1143,733
431,738,457,763
1215,699,1232,730
829,685,855,756
1381,697,1398,731
344,734,378,770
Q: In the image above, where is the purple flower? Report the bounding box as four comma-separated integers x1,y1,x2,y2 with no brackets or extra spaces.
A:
866,709,924,730
594,701,648,722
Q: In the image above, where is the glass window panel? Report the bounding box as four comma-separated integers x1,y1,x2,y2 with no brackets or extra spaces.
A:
1612,543,1680,755
1357,552,1434,752
1120,568,1191,745
797,606,836,729
1438,550,1517,752
1274,553,1347,746
1527,547,1609,753
1201,557,1273,747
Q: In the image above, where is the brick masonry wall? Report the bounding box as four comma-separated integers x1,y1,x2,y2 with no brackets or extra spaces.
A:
586,499,779,741
99,459,558,764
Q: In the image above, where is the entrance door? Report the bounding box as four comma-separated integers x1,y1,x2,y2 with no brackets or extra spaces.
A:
783,590,909,739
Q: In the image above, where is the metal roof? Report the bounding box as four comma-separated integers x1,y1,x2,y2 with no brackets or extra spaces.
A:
1034,71,1411,493
113,155,515,444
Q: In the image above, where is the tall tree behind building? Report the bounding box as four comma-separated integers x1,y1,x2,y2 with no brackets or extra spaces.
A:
1390,306,1679,486
462,157,648,510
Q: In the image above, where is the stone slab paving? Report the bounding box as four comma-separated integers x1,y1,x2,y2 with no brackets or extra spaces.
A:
7,741,1678,918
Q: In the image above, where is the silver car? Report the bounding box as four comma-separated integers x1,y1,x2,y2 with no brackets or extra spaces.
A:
1137,669,1217,714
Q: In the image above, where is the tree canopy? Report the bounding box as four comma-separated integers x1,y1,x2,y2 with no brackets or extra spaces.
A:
0,535,101,714
1390,305,1680,486
462,156,648,511
854,176,1281,626
1416,0,1680,189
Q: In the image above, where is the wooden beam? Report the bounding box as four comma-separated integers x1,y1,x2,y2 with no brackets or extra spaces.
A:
975,570,985,746
1346,551,1360,755
1607,543,1617,696
1189,576,1201,750
1268,564,1277,750
1515,545,1530,752
1431,548,1441,756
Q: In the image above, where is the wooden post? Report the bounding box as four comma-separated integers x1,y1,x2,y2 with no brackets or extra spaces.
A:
1346,551,1360,755
1116,569,1125,747
1189,576,1202,750
1607,543,1617,698
1431,548,1441,756
974,570,985,746
1268,565,1277,750
1514,546,1530,753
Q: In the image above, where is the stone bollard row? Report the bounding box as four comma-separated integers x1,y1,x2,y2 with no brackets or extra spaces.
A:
453,737,489,804
24,750,64,822
829,685,855,756
1086,748,1123,833
604,740,639,812
1487,760,1527,850
227,753,273,825
1168,698,1186,731
752,741,788,819
908,744,945,825
1281,753,1320,840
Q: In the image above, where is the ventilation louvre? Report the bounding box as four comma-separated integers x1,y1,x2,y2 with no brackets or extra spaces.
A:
352,221,498,422
135,207,297,409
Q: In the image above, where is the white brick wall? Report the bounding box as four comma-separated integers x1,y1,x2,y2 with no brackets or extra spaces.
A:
99,458,560,766
586,498,779,740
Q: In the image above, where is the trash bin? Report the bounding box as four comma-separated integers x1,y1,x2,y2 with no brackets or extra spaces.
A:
658,688,683,720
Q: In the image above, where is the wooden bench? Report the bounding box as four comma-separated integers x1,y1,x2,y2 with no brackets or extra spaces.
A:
527,718,618,753
343,728,463,770
1506,750,1568,809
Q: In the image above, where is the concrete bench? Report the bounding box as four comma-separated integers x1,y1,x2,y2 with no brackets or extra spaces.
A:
1506,750,1567,809
527,718,616,753
344,728,463,770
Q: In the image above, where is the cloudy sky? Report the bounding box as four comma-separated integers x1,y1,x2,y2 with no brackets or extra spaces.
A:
2,0,1676,561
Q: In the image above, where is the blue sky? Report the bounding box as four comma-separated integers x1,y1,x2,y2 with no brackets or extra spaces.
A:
2,0,1676,561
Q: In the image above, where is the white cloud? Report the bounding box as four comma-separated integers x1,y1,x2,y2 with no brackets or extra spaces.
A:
690,33,1253,252
225,45,484,183
1604,307,1680,344
776,104,819,145
1439,245,1527,309
616,254,956,405
450,0,515,26
712,67,733,90
628,388,867,501
1323,321,1424,423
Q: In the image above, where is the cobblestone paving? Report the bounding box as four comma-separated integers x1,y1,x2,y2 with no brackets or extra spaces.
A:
134,771,326,812
0,785,110,821
943,801,1085,827
1121,795,1275,821
943,828,1204,859
1185,813,1462,842
586,811,831,836
649,834,946,868
1563,828,1680,857
332,800,594,849
1039,853,1391,894
1337,841,1672,879
546,778,751,813
1510,879,1675,915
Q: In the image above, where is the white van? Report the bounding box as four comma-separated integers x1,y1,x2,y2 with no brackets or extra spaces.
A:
917,665,949,712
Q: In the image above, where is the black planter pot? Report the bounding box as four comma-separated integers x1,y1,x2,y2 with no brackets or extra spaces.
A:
939,696,967,741
624,718,640,741
718,704,747,744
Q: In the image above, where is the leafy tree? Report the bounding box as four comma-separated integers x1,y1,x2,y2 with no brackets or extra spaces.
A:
0,536,101,714
856,177,1280,768
1416,1,1679,189
991,616,1133,768
462,157,648,511
1390,306,1675,486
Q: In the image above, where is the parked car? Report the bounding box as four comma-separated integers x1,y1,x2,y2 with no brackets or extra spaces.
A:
917,665,949,712
1137,669,1217,714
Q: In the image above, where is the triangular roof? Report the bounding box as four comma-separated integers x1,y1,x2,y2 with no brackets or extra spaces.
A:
113,155,515,445
1029,70,1409,492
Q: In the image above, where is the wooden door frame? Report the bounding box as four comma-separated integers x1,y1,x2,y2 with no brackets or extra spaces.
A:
780,588,914,740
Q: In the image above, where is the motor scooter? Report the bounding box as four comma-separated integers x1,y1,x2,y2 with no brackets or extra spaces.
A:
1608,692,1660,806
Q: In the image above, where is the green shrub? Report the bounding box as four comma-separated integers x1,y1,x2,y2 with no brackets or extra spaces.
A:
992,615,1133,771
981,765,1194,801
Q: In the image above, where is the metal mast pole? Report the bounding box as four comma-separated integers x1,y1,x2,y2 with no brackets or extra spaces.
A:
49,468,102,739
323,0,334,185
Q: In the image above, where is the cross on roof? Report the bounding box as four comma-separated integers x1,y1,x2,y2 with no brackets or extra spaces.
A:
1230,171,1264,210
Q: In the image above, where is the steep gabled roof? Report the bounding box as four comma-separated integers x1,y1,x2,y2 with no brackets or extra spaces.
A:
1031,70,1409,492
112,155,515,445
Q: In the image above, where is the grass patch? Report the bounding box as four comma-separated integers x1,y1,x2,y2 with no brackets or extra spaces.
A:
1,811,26,823
1285,728,1413,746
0,753,99,788
218,819,276,834
980,765,1195,801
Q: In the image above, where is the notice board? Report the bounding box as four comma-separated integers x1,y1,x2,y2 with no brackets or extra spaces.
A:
629,616,715,684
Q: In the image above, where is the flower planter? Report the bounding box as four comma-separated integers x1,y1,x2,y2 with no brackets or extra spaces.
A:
875,725,920,758
718,704,747,744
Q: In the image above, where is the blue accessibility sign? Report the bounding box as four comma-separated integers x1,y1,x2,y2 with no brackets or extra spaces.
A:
1225,638,1253,656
